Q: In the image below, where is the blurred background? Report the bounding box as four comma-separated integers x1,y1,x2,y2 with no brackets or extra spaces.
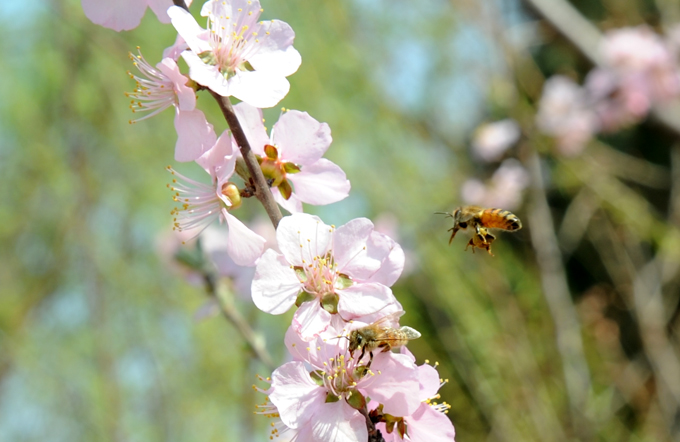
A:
2,0,680,440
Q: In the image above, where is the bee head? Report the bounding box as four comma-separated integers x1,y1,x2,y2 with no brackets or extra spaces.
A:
348,330,362,354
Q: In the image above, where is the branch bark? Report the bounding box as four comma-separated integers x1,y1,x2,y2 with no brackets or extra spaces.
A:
209,91,283,229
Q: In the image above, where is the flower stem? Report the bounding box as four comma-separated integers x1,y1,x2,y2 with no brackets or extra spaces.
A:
358,406,385,442
203,271,275,371
210,91,283,229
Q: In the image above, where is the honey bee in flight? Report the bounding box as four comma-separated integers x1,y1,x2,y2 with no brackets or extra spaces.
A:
437,206,522,255
348,311,421,366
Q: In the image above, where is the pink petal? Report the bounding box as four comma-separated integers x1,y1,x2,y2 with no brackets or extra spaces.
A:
406,404,456,442
82,0,147,31
223,210,266,266
157,58,195,111
248,20,301,77
168,6,212,55
181,50,230,96
288,159,350,205
174,108,216,162
252,249,301,314
270,361,327,429
147,0,173,23
337,283,398,319
333,218,383,280
292,301,332,341
276,213,332,267
360,352,420,417
233,102,270,156
162,34,188,61
229,70,290,108
417,364,442,401
298,400,366,442
272,187,304,214
365,232,405,287
273,111,331,165
195,130,236,182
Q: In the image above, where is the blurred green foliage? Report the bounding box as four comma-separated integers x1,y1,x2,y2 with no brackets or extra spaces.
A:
2,0,680,441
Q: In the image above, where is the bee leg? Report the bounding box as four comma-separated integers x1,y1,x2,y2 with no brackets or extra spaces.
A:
465,239,476,253
366,351,374,370
357,347,366,364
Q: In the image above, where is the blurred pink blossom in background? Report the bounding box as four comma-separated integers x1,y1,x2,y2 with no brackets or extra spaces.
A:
471,119,521,162
461,159,529,210
536,75,598,156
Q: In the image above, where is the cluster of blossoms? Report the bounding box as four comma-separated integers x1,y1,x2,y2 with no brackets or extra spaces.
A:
84,0,455,440
255,328,454,442
537,25,680,156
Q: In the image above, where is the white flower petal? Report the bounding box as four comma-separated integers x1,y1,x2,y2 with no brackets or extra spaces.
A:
229,70,290,108
174,108,216,162
273,111,331,165
223,210,266,266
292,301,332,341
288,159,350,205
252,249,301,314
276,213,332,266
233,102,270,156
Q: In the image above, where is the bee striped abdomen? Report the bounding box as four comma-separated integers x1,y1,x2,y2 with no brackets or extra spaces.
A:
479,208,522,231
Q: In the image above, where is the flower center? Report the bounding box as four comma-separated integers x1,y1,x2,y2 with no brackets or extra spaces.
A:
257,144,301,200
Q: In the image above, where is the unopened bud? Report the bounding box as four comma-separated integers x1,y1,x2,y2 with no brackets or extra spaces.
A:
221,182,242,209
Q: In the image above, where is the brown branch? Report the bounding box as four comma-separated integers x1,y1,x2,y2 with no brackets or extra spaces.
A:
202,272,275,371
209,91,283,229
524,148,593,435
172,0,189,11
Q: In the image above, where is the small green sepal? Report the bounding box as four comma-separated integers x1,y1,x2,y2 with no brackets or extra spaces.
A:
295,290,315,307
321,292,339,314
309,370,325,386
335,274,353,290
264,144,279,159
283,162,301,174
345,390,366,410
325,393,340,403
278,179,293,200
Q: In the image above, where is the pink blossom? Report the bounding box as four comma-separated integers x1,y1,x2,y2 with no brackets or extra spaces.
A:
375,349,455,442
81,0,192,31
126,50,214,162
471,119,521,162
167,0,301,108
461,159,529,211
587,26,680,131
536,75,598,156
251,213,404,340
234,103,350,213
167,130,265,266
259,326,421,441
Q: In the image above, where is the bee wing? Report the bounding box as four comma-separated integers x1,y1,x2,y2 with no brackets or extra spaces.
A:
371,310,406,330
399,326,421,340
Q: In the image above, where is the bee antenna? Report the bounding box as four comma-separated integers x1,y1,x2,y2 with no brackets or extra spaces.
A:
434,211,452,217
